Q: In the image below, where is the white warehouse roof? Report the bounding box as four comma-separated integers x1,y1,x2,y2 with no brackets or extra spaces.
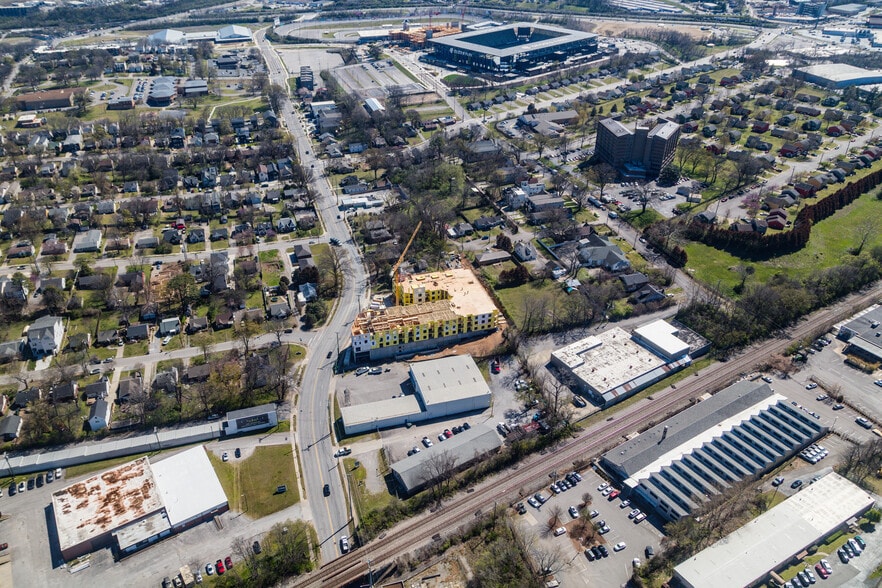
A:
674,472,875,588
633,319,690,359
150,446,227,527
217,25,252,41
410,355,491,407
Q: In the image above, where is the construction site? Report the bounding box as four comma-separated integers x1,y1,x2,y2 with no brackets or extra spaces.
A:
350,267,501,363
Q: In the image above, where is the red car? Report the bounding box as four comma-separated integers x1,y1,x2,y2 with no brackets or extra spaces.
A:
491,360,501,374
225,556,233,570
815,563,829,579
216,559,225,575
608,490,620,500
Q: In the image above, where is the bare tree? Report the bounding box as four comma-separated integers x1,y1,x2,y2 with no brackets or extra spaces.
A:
531,545,564,580
852,217,880,256
419,449,458,508
546,504,563,532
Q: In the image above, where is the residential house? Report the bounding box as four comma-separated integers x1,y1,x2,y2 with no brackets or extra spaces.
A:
576,235,631,272
187,316,209,334
126,324,149,341
77,274,111,290
158,317,181,336
269,302,290,319
0,415,22,441
513,242,537,262
96,329,119,346
73,229,102,253
87,399,111,431
49,381,77,403
83,379,109,400
27,315,63,356
153,368,179,394
475,250,512,266
183,364,211,383
619,272,650,293
67,332,90,351
0,339,21,363
11,387,41,410
117,376,142,403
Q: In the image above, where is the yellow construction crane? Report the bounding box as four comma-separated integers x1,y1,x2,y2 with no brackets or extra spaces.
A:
392,220,422,306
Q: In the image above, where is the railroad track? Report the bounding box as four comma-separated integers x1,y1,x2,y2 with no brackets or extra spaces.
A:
290,285,882,588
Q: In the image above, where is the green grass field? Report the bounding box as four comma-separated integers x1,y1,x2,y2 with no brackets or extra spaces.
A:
682,188,882,296
210,445,299,518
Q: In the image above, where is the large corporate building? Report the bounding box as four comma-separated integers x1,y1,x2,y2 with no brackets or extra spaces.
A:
602,380,827,522
674,473,874,588
794,63,882,89
350,267,500,362
341,355,492,434
551,319,705,407
596,117,681,179
427,22,598,76
51,447,228,561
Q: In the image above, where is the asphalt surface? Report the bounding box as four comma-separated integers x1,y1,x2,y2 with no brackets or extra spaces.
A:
255,28,371,565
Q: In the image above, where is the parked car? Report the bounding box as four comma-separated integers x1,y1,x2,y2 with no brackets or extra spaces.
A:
568,506,579,518
553,527,566,536
772,476,785,486
215,559,225,575
791,479,803,489
340,535,350,553
205,563,214,576
613,542,627,552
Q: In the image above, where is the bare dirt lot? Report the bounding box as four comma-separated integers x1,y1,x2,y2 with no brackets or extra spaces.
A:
584,21,710,39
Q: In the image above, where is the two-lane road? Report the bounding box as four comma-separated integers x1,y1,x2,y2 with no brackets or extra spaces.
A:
255,28,370,564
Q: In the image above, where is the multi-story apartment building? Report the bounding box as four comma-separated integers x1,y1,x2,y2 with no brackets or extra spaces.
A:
350,268,500,362
596,117,680,180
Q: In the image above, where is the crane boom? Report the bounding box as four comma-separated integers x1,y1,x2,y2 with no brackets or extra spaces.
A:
392,220,422,306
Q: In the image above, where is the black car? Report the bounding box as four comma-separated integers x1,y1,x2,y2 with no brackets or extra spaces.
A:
323,484,330,497
598,545,609,557
791,479,803,489
35,474,43,488
516,503,527,514
7,483,14,496
326,351,333,359
462,422,471,430
253,541,262,555
645,546,654,558
591,546,601,559
234,448,241,459
26,478,34,490
585,548,595,561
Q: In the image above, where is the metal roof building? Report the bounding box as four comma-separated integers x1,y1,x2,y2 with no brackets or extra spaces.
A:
391,424,502,494
836,303,882,362
674,473,875,588
550,320,693,407
51,447,228,561
342,355,492,435
602,381,827,521
795,63,882,89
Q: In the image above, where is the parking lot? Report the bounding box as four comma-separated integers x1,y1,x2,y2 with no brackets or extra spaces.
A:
336,356,527,466
0,444,303,588
513,467,664,587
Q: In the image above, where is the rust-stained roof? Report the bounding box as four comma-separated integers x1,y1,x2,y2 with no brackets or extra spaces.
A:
51,457,163,552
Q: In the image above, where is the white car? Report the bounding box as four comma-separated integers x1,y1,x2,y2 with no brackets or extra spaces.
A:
340,535,350,553
553,527,566,536
613,542,627,552
161,336,171,345
568,506,579,518
222,452,229,462
597,482,609,492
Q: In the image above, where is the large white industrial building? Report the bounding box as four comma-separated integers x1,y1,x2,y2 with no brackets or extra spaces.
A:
674,472,875,588
602,380,827,521
51,446,228,561
550,319,703,406
341,355,491,435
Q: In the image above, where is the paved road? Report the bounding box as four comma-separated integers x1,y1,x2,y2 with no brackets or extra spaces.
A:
255,27,370,564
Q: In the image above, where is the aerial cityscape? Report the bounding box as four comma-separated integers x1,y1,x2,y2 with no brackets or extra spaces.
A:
0,0,881,586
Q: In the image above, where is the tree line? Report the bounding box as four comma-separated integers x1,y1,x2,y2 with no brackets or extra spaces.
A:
684,166,882,259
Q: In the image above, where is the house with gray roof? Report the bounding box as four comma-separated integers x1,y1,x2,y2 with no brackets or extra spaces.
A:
72,229,102,253
0,414,22,441
27,315,63,356
0,339,21,363
87,399,111,431
576,234,630,272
